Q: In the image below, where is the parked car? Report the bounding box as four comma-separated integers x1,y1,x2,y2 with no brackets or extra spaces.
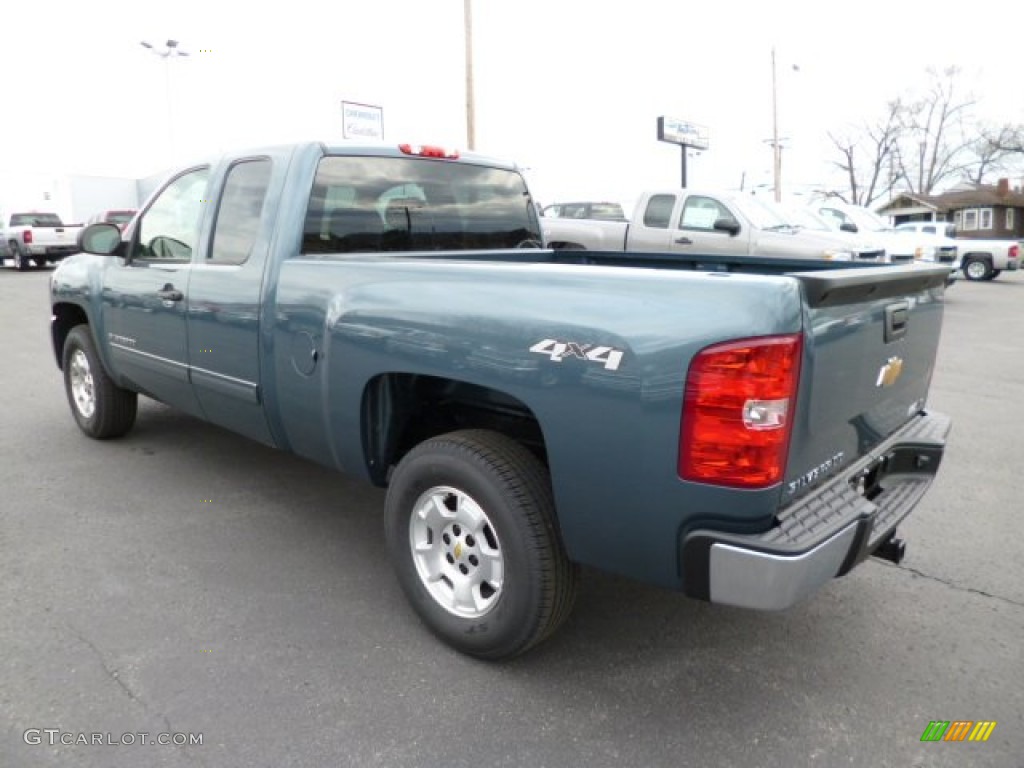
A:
542,201,627,221
86,209,137,231
894,221,1019,281
2,212,82,270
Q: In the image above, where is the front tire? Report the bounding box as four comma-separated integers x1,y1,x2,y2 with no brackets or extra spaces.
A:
385,430,578,660
62,325,138,439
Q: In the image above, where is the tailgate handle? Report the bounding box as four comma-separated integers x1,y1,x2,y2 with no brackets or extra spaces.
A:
884,302,909,343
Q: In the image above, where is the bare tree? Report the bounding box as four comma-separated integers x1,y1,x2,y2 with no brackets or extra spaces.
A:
827,100,902,206
983,123,1024,154
824,67,1002,204
966,126,1014,183
890,66,977,194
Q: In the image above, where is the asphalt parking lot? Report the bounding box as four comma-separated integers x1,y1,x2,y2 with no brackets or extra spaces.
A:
2,265,1022,768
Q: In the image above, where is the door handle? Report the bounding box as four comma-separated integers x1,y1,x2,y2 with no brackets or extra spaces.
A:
157,286,184,302
884,301,909,343
675,236,693,245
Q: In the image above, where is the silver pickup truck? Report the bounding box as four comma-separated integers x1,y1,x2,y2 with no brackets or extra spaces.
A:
542,189,884,262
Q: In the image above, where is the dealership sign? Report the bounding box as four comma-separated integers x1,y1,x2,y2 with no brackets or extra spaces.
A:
657,116,709,150
342,101,384,141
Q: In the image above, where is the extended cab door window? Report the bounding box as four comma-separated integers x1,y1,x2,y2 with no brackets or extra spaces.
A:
642,195,675,228
134,168,211,263
208,159,272,265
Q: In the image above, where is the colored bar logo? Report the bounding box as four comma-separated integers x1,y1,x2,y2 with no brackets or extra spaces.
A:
920,721,996,742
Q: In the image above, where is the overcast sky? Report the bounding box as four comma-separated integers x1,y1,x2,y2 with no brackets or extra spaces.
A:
2,0,1022,210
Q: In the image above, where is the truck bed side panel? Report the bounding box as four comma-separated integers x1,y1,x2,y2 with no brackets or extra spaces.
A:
270,258,804,587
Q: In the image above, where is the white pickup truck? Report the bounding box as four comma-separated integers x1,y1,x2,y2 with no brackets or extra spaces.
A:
815,203,959,269
894,221,1020,281
542,189,879,262
3,212,83,270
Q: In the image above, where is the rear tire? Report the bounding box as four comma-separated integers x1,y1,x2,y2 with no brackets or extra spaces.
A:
62,325,138,439
10,242,29,271
963,257,992,281
384,429,578,660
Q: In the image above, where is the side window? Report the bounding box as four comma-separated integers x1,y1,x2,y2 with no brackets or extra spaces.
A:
922,225,936,235
642,195,675,228
209,159,272,265
679,195,729,231
136,167,210,262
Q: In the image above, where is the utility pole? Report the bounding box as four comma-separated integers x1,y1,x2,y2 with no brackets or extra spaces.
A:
771,46,781,202
464,0,476,150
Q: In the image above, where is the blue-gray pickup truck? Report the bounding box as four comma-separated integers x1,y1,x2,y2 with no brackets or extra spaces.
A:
50,142,952,659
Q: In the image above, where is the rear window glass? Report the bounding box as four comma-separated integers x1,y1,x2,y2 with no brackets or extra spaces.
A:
11,213,63,227
302,156,541,254
106,211,136,224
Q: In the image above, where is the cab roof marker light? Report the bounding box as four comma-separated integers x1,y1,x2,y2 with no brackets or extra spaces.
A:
398,144,460,159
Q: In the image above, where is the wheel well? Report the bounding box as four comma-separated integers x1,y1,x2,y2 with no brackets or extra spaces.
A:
361,373,546,486
961,252,991,261
51,304,89,369
548,241,587,251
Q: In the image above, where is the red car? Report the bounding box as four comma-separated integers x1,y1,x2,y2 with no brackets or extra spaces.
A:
87,209,137,231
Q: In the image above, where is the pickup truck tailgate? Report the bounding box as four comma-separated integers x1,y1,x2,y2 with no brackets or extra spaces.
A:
681,264,952,611
784,265,948,499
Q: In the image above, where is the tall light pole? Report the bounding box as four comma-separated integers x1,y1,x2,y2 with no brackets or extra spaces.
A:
464,0,476,150
141,39,189,163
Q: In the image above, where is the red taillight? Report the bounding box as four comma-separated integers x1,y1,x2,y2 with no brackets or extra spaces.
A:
1010,244,1019,259
398,143,460,159
679,334,802,489
23,230,33,244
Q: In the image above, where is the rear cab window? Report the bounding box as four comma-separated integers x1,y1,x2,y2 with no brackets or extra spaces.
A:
302,156,541,254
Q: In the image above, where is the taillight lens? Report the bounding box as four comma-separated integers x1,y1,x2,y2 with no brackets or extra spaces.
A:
1010,244,1019,259
679,334,802,488
23,230,33,244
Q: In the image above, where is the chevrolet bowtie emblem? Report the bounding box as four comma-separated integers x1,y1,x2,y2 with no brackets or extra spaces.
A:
876,356,904,388
454,542,463,559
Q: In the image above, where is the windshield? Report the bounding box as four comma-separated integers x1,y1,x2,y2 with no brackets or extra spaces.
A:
786,207,833,232
846,207,889,231
730,195,792,230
